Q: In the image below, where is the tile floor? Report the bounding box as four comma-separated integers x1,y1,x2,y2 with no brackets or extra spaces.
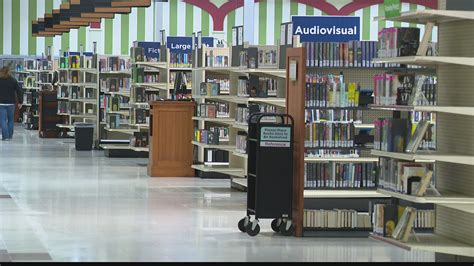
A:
0,127,436,262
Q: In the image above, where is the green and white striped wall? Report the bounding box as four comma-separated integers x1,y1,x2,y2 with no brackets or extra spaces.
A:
0,0,436,56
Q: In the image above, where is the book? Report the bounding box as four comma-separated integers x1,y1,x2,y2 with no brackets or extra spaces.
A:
405,120,430,153
414,170,434,197
400,208,417,242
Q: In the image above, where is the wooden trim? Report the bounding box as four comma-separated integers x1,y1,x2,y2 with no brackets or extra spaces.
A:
59,21,89,26
94,7,131,13
110,0,151,8
70,17,101,23
80,13,115,19
285,47,306,237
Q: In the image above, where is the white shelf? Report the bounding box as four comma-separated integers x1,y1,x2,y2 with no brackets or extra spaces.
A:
70,114,97,119
191,141,235,151
26,69,54,73
354,123,375,129
376,189,474,204
372,56,474,67
369,104,474,116
247,68,286,79
99,144,132,150
57,113,70,116
23,87,40,90
104,128,136,134
369,233,474,258
130,146,149,152
131,83,168,90
192,116,234,124
192,164,245,176
107,111,130,115
198,67,240,74
128,123,149,129
304,157,379,162
193,95,235,101
437,203,474,214
59,83,98,87
133,61,168,69
103,91,131,98
100,70,131,75
59,68,98,73
232,123,248,131
371,150,474,166
304,190,389,199
375,9,474,24
248,97,286,108
232,177,248,188
69,98,97,104
169,67,192,71
56,124,74,129
232,151,248,159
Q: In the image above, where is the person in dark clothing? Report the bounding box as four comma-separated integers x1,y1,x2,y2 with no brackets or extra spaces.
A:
0,67,22,141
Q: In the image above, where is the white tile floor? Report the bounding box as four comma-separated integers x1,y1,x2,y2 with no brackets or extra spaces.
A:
0,127,435,262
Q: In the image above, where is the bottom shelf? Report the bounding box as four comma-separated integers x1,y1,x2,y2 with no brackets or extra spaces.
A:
99,144,131,150
369,233,474,257
231,177,247,191
304,227,371,237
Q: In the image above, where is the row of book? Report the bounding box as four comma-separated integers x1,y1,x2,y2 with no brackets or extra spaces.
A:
204,149,229,166
373,74,437,106
22,92,39,105
235,104,277,125
24,77,36,88
99,57,130,72
205,51,229,68
304,162,376,189
170,53,192,68
372,204,435,242
305,109,362,123
100,78,131,93
25,59,53,71
378,158,435,196
132,87,157,103
132,68,160,83
305,74,360,108
206,78,230,95
194,127,229,145
303,209,371,229
59,71,96,84
60,55,96,69
377,27,420,58
130,46,160,63
196,102,230,118
303,41,379,68
199,82,222,96
374,118,434,153
103,95,128,113
236,132,247,154
170,72,192,89
130,108,149,125
57,102,95,116
107,114,129,129
57,86,95,100
305,149,362,159
304,122,355,148
130,132,148,148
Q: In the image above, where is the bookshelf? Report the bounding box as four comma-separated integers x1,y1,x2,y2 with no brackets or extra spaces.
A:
191,44,286,188
57,51,100,144
368,5,474,259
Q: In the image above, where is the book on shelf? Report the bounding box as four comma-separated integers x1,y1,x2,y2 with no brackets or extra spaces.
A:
199,82,221,96
205,50,229,68
236,132,248,154
405,120,430,153
206,78,229,95
247,47,258,69
204,149,229,165
194,129,219,145
196,102,230,118
170,52,192,68
305,73,360,108
391,207,417,242
130,132,149,148
134,109,148,124
134,87,146,103
377,27,420,58
130,47,145,63
304,121,355,149
303,209,371,229
237,76,249,97
258,47,278,68
303,41,379,68
304,162,376,189
373,118,410,152
132,67,145,83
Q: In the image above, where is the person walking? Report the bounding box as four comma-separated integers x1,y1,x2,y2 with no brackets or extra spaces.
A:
0,67,22,141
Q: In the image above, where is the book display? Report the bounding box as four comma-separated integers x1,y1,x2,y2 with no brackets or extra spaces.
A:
192,39,286,187
367,8,474,258
56,50,99,143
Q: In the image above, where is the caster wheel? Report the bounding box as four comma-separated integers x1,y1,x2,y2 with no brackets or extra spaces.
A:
246,221,260,237
271,218,281,232
279,221,295,236
238,216,250,233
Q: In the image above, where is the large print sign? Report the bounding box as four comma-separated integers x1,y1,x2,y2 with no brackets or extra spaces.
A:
292,16,360,43
167,36,214,53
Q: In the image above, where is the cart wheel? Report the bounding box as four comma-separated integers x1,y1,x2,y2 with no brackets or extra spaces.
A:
246,221,260,237
279,221,295,236
238,216,250,233
271,218,282,232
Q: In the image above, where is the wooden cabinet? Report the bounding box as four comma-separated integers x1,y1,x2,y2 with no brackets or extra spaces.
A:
148,101,195,177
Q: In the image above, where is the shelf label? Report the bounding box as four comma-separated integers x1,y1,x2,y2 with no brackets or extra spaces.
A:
167,36,214,53
260,127,291,148
384,0,401,18
292,16,360,43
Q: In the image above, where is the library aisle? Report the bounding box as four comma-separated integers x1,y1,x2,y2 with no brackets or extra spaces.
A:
0,127,434,262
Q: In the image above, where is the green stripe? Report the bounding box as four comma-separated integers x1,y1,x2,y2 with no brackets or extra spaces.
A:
378,4,386,33
306,6,314,16
185,3,194,36
78,27,86,51
409,4,417,28
137,8,146,41
362,7,371,40
104,19,113,54
274,0,283,45
258,2,267,45
12,0,20,54
45,0,54,54
201,11,210,36
0,0,3,54
290,2,298,17
169,0,178,36
28,0,38,55
226,11,235,47
61,33,69,52
121,14,129,55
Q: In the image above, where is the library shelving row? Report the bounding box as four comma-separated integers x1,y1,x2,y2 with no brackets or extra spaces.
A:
191,44,286,189
56,51,100,143
364,8,474,258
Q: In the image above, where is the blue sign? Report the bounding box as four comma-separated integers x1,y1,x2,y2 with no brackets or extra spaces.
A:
292,16,360,42
136,41,161,60
167,36,214,53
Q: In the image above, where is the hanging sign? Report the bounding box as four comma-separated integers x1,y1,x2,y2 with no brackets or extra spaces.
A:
167,36,214,53
292,16,360,43
136,41,161,60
